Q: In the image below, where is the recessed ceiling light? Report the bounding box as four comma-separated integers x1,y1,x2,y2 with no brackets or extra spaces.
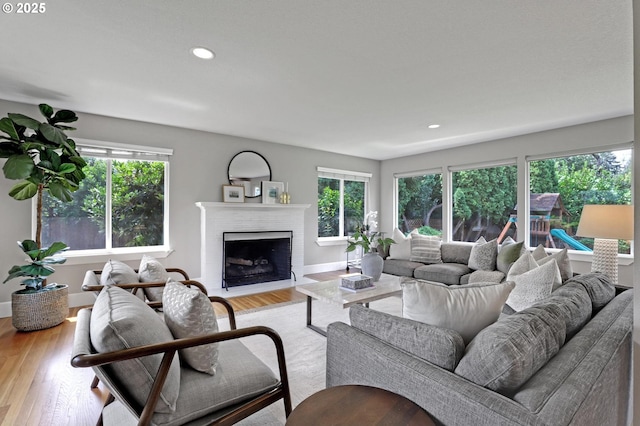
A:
428,124,440,129
191,47,215,60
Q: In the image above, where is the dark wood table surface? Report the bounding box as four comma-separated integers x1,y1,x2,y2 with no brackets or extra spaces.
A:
285,384,436,426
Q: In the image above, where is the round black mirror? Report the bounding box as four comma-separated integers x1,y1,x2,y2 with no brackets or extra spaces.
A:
227,151,271,198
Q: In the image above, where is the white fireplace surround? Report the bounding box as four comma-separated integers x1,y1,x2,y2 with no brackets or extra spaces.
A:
196,202,309,293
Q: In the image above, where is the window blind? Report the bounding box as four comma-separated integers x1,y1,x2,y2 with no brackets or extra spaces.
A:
76,139,173,162
317,166,371,182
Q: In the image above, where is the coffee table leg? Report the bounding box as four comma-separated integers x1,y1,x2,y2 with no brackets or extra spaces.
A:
306,296,327,337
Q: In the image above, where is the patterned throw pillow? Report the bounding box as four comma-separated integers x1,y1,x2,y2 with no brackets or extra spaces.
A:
506,252,562,311
536,248,573,282
468,238,498,271
163,280,219,375
139,254,170,302
409,234,442,264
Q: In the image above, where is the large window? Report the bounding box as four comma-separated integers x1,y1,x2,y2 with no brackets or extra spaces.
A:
40,143,171,252
451,163,517,242
317,167,370,238
396,172,442,235
528,148,632,254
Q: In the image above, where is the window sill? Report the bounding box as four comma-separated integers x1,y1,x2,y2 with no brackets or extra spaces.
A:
60,247,173,266
316,237,349,247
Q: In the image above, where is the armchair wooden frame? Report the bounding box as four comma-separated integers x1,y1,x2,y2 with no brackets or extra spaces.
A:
71,295,292,426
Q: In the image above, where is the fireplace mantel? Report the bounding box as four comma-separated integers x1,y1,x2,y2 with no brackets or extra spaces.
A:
196,202,310,292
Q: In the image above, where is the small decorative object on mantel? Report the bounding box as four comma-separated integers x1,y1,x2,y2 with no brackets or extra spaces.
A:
222,185,245,203
261,181,284,204
340,274,373,291
279,182,291,204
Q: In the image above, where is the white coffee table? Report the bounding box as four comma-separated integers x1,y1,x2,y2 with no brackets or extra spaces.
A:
295,274,401,336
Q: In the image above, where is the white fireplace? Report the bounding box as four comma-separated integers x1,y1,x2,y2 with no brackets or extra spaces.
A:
196,202,309,293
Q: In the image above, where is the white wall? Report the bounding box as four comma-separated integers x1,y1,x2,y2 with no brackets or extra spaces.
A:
379,115,635,284
0,99,380,314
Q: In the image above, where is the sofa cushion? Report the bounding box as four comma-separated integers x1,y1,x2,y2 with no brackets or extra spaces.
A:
409,234,442,264
467,270,505,284
564,272,615,313
90,285,180,413
139,254,170,302
383,259,425,277
455,303,566,395
506,256,562,312
413,262,472,285
401,277,515,344
536,248,573,282
531,244,547,261
349,304,465,371
163,280,219,375
545,281,592,339
468,238,498,271
387,228,411,259
440,242,473,264
100,259,139,286
497,241,524,274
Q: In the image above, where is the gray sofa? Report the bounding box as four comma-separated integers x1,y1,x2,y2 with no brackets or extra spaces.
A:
326,273,632,426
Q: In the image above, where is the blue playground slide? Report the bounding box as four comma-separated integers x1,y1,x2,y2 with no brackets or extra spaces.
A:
549,229,592,252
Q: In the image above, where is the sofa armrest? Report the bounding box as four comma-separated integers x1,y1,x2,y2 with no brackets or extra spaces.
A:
326,321,541,426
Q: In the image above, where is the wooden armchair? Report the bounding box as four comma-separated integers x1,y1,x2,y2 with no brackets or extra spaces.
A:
71,284,292,426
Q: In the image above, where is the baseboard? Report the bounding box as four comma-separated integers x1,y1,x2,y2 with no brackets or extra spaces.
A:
0,291,96,319
303,261,348,275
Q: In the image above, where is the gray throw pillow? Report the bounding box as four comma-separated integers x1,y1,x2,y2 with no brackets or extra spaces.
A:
536,248,573,282
455,303,566,395
100,259,139,286
563,272,615,312
139,254,170,302
163,280,220,375
468,238,498,271
409,234,442,264
546,282,592,339
90,285,180,413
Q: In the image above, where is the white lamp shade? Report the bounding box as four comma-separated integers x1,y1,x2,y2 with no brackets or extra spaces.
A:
576,205,634,241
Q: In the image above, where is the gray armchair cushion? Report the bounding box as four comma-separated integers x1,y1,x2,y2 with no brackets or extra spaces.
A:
455,303,566,395
90,285,181,413
349,304,465,371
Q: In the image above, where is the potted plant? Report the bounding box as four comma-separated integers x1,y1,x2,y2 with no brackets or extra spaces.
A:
346,211,395,282
0,103,86,331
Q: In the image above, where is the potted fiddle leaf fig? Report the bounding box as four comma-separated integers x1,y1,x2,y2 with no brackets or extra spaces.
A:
0,103,87,331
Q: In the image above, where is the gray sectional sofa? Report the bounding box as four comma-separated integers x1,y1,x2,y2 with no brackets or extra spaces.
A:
326,273,632,426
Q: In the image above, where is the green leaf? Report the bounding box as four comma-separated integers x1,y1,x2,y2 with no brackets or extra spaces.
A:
47,181,73,202
39,104,53,118
3,154,34,179
50,109,78,124
20,239,39,252
42,241,69,257
0,117,19,140
8,180,38,200
39,123,68,145
57,163,77,174
8,113,41,130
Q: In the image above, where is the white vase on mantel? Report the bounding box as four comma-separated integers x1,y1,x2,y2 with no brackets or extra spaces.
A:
360,252,383,282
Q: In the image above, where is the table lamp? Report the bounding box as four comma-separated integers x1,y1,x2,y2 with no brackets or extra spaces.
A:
575,204,634,285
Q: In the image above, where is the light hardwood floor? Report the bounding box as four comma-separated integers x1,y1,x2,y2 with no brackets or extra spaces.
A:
0,271,344,426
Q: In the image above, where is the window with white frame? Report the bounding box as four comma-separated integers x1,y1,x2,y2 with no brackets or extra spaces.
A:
527,147,632,254
40,141,171,252
451,161,517,242
317,167,370,238
395,171,443,235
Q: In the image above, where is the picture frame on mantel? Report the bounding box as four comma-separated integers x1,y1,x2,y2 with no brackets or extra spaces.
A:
261,181,284,204
222,185,245,203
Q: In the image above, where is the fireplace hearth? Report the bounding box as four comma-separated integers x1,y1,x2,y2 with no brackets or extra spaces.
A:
223,231,293,289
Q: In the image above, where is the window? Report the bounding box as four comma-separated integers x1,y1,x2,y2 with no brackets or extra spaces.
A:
40,142,171,252
451,162,517,242
395,172,442,235
317,167,370,238
528,148,632,254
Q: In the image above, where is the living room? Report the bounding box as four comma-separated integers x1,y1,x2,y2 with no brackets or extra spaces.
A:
0,1,637,425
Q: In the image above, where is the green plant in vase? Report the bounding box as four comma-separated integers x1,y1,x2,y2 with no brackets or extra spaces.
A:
0,104,87,330
346,211,395,282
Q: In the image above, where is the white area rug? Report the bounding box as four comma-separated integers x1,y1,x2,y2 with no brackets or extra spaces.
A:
103,295,402,425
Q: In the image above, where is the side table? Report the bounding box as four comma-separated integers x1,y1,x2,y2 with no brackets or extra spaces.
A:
285,385,435,426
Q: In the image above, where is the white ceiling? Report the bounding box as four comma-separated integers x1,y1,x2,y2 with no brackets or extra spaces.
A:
0,1,633,160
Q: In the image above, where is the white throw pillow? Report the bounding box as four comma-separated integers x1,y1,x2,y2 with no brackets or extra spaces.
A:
139,255,170,302
536,248,573,282
531,244,547,261
163,280,220,375
388,228,412,259
409,234,442,264
401,277,515,344
506,252,562,311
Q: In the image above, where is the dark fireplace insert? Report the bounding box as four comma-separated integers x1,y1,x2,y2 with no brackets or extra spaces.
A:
222,231,293,289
